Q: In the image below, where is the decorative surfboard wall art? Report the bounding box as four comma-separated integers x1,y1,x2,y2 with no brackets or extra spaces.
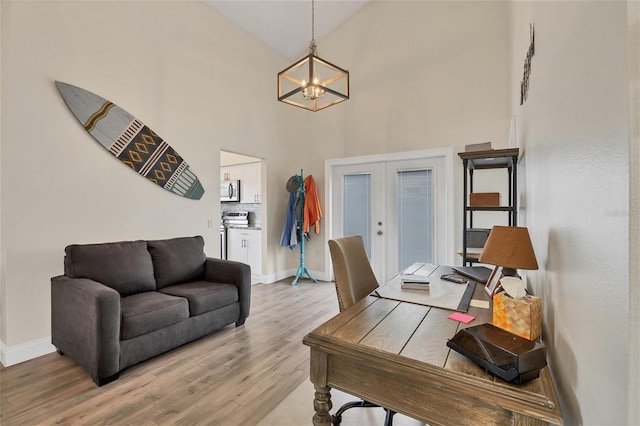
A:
56,81,205,200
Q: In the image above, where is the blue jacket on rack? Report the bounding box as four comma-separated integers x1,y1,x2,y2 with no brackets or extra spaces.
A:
280,190,298,249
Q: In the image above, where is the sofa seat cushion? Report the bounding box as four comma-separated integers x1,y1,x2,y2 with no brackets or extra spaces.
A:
64,240,155,297
120,292,189,340
147,236,206,289
159,281,238,316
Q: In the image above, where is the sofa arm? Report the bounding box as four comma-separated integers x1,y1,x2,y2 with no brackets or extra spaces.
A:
51,275,121,385
205,258,251,325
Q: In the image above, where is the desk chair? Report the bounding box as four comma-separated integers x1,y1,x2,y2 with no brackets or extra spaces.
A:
328,235,396,426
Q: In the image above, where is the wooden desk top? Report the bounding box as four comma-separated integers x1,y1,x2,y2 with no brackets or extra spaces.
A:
303,272,563,425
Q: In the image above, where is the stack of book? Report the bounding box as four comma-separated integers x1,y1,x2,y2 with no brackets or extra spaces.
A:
400,274,430,291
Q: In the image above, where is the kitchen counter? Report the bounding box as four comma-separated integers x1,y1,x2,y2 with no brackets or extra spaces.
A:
225,226,261,230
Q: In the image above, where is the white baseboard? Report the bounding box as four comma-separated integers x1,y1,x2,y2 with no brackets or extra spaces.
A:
0,337,56,367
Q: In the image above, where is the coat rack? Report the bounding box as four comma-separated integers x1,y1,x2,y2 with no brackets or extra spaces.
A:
291,169,317,286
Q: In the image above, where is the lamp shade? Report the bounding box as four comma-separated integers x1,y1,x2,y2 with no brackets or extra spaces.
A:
479,226,539,270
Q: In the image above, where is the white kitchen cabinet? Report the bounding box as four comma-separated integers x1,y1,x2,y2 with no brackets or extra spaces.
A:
220,162,261,203
226,228,262,283
220,165,243,182
241,162,262,204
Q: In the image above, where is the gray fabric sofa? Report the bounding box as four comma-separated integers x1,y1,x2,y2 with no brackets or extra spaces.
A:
51,235,250,386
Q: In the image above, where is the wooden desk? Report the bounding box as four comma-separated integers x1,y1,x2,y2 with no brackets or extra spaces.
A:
303,271,563,426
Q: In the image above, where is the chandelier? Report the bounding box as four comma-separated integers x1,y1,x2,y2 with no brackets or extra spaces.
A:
277,0,350,112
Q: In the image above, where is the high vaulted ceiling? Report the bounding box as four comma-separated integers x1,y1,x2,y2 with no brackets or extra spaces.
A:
202,0,372,61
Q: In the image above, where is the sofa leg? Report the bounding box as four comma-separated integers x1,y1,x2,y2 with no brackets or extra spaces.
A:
96,372,120,387
56,348,64,356
235,319,246,327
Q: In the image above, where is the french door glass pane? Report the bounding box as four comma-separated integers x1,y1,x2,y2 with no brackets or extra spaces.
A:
343,174,372,257
397,169,433,271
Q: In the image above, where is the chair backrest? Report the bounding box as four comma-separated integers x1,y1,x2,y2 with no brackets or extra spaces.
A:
328,235,380,312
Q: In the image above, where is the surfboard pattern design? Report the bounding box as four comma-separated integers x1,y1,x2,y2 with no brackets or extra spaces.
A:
56,81,205,200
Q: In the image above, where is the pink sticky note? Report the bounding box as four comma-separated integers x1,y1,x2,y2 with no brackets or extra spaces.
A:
448,312,475,324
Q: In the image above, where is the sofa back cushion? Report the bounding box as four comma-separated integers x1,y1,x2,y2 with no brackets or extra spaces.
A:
147,236,206,289
64,240,156,296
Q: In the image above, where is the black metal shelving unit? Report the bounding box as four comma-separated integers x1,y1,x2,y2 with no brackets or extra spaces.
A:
458,148,519,266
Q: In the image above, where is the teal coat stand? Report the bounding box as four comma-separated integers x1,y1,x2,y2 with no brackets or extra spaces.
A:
292,170,317,286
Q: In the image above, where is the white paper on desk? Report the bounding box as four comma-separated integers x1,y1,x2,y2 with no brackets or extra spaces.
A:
377,266,469,311
470,299,490,309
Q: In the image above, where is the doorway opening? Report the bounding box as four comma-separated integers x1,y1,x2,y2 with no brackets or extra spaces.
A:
220,150,265,284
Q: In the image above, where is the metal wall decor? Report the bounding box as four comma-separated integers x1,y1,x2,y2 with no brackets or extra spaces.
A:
520,24,535,105
277,0,349,112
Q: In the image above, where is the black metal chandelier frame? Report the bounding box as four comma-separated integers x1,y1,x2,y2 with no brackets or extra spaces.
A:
277,0,350,112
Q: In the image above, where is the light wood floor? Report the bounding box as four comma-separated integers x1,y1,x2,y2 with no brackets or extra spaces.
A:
0,279,339,425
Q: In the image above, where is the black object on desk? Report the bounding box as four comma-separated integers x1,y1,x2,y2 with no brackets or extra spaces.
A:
447,323,547,384
452,266,493,284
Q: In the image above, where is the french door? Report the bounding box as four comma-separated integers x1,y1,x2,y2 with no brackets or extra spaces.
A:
329,150,452,282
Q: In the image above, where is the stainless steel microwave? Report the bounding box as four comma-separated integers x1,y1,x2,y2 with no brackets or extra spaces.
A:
220,180,240,202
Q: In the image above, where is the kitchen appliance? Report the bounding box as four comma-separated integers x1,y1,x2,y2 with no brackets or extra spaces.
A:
220,180,240,202
221,211,249,261
220,223,227,260
222,211,249,228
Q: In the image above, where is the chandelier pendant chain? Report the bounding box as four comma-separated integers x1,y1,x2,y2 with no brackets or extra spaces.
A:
310,0,317,54
303,0,323,100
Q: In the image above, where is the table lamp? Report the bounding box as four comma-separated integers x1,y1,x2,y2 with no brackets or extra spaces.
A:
479,226,538,297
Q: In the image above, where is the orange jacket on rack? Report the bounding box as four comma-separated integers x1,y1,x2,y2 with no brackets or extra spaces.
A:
303,175,322,234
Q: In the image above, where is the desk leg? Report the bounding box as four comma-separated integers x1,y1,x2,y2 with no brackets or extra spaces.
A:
313,385,333,426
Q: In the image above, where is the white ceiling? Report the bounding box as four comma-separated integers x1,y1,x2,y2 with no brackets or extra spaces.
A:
202,0,372,61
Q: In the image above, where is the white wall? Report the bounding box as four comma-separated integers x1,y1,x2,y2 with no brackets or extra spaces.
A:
5,3,636,424
220,151,260,167
509,2,634,424
0,0,5,359
0,0,304,359
627,2,640,423
296,1,512,274
0,0,513,359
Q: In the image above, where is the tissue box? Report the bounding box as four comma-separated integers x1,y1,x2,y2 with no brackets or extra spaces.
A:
492,292,542,341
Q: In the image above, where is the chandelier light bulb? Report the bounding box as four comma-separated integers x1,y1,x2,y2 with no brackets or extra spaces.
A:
302,77,325,100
